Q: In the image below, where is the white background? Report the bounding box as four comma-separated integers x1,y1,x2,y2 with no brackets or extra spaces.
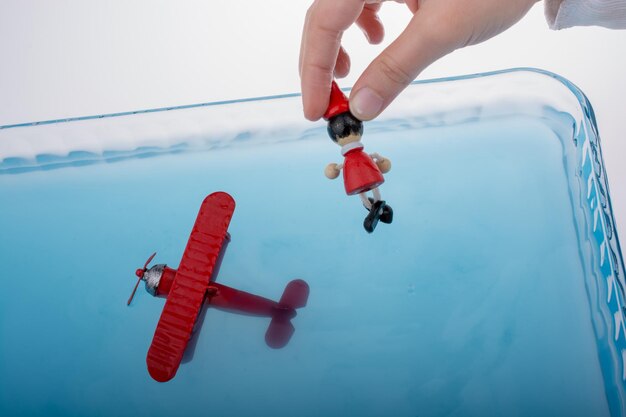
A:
1,0,624,231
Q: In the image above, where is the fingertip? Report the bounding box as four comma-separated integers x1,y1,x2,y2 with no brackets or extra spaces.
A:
349,87,384,121
303,106,323,122
334,66,349,79
362,25,384,45
302,95,328,121
368,31,384,45
366,16,385,44
356,11,385,45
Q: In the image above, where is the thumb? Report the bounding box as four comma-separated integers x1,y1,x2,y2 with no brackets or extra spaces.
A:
349,11,458,121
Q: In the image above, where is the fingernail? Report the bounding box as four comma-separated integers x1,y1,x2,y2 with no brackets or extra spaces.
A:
351,87,383,120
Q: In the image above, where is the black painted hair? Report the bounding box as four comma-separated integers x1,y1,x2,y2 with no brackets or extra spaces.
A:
327,112,363,142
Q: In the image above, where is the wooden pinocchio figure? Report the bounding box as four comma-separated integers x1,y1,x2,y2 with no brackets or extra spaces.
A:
323,81,393,233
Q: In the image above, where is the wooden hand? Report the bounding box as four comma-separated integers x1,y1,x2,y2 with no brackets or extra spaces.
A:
371,153,391,173
325,163,342,179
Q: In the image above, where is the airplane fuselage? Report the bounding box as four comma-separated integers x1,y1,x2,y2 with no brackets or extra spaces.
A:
143,264,290,318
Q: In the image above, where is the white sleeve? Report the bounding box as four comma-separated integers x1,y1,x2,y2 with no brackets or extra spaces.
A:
545,0,626,29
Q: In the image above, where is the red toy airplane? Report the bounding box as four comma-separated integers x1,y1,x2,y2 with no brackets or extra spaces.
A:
127,192,309,382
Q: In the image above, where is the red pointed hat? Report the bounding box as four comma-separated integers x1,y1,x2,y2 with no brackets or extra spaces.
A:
323,81,350,120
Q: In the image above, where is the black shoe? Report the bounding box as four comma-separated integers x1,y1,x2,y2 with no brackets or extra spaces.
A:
365,198,393,224
380,204,393,224
363,200,386,233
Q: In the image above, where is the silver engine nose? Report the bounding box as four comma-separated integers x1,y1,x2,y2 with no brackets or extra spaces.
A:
143,264,166,296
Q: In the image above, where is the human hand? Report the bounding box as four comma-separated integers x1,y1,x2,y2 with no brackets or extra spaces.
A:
300,0,538,121
325,163,341,179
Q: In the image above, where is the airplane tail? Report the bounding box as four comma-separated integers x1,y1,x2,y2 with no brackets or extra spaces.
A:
265,279,309,349
278,279,309,310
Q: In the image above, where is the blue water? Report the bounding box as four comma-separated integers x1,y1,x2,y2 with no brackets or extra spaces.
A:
0,115,611,416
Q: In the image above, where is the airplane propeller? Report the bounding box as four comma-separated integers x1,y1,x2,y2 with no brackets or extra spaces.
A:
127,252,157,306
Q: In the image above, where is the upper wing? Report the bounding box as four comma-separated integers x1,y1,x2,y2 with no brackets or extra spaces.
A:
146,192,235,382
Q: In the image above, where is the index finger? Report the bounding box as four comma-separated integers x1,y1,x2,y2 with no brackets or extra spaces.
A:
300,0,366,120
